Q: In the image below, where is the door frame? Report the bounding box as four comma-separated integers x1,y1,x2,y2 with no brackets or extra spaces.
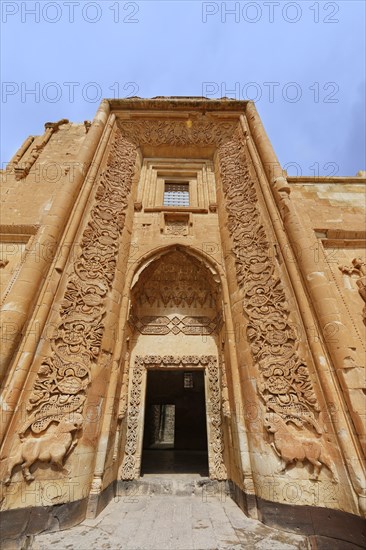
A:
120,355,227,480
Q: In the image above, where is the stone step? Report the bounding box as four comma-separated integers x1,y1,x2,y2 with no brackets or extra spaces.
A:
116,477,229,498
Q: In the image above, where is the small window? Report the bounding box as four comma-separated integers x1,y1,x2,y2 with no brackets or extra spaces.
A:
184,372,194,389
164,182,189,207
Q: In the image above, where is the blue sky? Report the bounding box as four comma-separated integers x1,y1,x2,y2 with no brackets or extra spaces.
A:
1,0,365,175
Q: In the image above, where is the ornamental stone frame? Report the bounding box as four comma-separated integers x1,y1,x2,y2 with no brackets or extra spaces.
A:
120,355,226,481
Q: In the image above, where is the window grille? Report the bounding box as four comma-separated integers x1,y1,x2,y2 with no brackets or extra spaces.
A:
184,372,194,389
163,182,189,207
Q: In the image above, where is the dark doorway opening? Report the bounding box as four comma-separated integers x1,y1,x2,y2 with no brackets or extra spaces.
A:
141,370,209,476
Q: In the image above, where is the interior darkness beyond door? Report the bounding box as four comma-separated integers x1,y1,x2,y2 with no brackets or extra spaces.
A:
141,370,209,476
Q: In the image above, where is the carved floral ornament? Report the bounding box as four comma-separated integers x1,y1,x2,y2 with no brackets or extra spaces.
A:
3,115,336,484
117,118,238,147
3,128,138,483
218,127,338,481
129,313,223,336
121,355,226,481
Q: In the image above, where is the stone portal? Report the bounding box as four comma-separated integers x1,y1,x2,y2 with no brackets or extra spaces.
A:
120,247,227,480
1,98,365,549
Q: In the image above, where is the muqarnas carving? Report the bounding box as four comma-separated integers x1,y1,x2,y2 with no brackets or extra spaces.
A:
4,129,137,483
131,250,220,309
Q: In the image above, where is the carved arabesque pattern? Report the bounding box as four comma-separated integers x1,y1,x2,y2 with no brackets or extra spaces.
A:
129,313,223,335
10,129,137,478
120,358,144,479
218,129,321,434
117,118,237,147
206,357,227,479
121,355,226,481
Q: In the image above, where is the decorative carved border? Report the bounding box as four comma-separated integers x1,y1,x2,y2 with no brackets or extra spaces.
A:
121,355,227,481
120,358,144,480
0,224,39,236
3,128,137,483
218,130,322,431
117,118,237,147
129,313,223,335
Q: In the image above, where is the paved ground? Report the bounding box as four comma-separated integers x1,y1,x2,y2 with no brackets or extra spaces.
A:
32,494,309,550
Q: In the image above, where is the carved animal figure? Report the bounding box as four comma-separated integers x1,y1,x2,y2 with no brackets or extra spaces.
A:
264,413,338,482
3,413,83,485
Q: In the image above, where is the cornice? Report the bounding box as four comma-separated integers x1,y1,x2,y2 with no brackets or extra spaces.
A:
107,96,249,113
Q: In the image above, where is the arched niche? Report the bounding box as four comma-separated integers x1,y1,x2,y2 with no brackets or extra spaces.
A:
129,247,223,357
119,247,228,480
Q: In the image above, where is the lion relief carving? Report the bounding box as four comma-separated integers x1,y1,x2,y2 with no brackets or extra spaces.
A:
264,413,338,483
3,413,83,485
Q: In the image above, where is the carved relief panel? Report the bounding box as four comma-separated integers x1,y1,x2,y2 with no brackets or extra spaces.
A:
218,128,339,483
2,128,138,485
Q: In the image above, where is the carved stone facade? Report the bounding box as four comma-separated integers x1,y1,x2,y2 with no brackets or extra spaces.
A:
0,98,365,548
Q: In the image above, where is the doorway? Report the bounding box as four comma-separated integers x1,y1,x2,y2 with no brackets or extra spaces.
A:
120,355,226,481
141,370,209,476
